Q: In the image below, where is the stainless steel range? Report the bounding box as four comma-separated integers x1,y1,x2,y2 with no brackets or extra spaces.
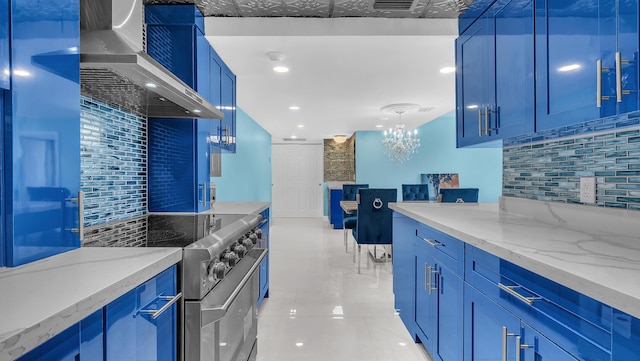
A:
148,213,267,361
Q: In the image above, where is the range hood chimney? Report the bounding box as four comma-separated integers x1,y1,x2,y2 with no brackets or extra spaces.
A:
80,0,223,119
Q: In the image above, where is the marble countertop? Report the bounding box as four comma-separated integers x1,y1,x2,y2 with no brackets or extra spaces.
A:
210,202,270,215
390,197,640,319
0,247,182,361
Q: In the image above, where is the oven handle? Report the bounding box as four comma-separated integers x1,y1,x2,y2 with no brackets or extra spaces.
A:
201,248,268,326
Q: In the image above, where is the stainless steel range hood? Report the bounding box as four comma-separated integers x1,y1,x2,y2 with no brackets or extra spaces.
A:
80,0,223,119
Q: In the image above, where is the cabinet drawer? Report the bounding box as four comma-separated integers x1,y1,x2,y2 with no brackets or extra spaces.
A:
415,223,464,277
466,246,611,360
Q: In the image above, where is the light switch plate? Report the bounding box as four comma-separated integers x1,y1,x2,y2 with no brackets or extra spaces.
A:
580,177,596,203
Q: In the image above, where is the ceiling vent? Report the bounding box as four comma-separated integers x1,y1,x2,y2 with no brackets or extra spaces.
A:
282,137,307,141
372,0,416,11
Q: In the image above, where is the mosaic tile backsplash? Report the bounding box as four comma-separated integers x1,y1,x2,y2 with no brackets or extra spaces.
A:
80,96,148,234
503,113,640,210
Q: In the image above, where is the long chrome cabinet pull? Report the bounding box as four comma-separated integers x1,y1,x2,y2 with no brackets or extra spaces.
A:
484,106,494,135
478,108,483,137
424,263,428,290
70,191,84,241
516,336,530,361
203,183,208,206
139,292,183,319
498,283,536,306
597,59,610,107
616,52,631,103
502,326,516,361
427,266,439,295
422,238,442,247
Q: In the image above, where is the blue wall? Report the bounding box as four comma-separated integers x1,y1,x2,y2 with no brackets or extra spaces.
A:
355,111,502,203
213,108,272,202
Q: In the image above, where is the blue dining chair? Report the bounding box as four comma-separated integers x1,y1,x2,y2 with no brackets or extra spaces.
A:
439,188,479,203
342,184,369,252
352,188,397,273
401,184,429,201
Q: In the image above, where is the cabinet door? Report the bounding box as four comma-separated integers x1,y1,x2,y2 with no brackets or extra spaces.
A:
105,265,178,361
196,118,210,212
610,0,639,114
16,325,80,361
391,213,417,337
433,264,463,361
521,322,579,361
535,0,603,131
196,28,211,101
220,67,237,153
7,0,80,266
464,284,521,361
0,0,8,90
415,246,436,348
258,209,270,308
456,12,495,147
493,0,534,138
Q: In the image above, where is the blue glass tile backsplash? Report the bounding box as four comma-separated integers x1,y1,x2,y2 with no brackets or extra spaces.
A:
80,96,147,227
503,113,640,210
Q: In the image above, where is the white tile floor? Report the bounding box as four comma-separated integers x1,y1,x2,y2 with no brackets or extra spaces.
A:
256,217,432,361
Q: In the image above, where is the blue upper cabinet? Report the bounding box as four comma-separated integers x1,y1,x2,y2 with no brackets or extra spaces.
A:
210,46,237,153
4,0,81,266
456,0,534,147
0,0,8,89
535,0,639,131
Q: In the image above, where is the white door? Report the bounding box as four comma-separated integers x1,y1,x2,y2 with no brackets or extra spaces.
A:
272,143,323,217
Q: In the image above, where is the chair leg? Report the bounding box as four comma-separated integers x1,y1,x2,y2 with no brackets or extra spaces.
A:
353,239,356,263
343,228,348,252
366,245,370,267
357,244,361,274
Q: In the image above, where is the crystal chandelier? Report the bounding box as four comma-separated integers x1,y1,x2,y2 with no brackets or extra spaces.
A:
382,110,420,164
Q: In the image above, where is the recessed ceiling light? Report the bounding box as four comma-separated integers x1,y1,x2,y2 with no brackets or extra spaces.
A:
297,124,304,128
375,125,383,128
145,82,158,88
290,135,297,139
289,106,300,110
439,67,456,74
273,66,289,73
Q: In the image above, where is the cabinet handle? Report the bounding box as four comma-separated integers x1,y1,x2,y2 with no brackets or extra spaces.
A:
616,52,631,103
597,59,610,107
424,263,428,290
516,336,530,361
427,266,439,295
498,283,536,306
139,292,183,320
478,108,483,137
502,326,516,361
484,106,495,135
203,183,208,206
422,238,442,247
70,191,84,241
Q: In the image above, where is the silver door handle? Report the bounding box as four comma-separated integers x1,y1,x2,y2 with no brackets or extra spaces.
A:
498,283,536,306
597,59,610,107
422,238,442,247
478,108,483,137
515,336,530,361
502,326,516,361
484,106,495,135
424,263,428,290
139,293,183,319
70,191,84,241
616,52,631,103
427,266,439,295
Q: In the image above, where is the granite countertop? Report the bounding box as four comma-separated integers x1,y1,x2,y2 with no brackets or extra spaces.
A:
390,197,640,319
0,247,182,361
210,202,270,215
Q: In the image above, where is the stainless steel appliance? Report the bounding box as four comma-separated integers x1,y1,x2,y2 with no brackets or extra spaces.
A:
147,213,267,361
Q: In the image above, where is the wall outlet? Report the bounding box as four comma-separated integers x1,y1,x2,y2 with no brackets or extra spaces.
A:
580,177,596,203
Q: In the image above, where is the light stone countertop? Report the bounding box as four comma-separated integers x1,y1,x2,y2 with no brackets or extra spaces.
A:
0,247,182,361
210,202,270,215
390,197,640,319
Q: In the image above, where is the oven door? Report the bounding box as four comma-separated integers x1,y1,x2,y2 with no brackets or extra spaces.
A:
184,248,267,361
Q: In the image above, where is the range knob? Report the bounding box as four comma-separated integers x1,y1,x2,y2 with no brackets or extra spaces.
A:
233,244,247,258
225,251,239,267
255,229,263,240
242,237,254,250
208,261,227,281
250,231,260,244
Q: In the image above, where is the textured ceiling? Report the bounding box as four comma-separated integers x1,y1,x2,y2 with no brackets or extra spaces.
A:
144,0,472,18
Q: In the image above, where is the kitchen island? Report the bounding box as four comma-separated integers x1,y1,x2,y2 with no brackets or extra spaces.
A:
0,247,182,360
390,196,640,361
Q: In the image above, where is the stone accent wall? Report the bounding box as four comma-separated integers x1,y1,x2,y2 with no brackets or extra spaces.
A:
324,136,355,181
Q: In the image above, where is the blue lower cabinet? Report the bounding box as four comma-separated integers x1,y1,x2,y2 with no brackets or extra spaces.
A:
612,309,640,361
16,309,103,361
414,246,436,347
258,208,270,308
521,322,579,361
329,189,343,229
392,213,417,339
105,265,178,361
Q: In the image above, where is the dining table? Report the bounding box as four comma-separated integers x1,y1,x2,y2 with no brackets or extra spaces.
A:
339,200,358,214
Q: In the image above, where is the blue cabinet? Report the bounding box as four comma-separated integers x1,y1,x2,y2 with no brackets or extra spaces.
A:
3,0,80,266
208,47,237,153
16,309,103,361
392,213,418,339
258,207,270,308
105,265,178,361
465,284,579,361
329,189,344,229
0,0,8,90
456,0,534,147
535,0,639,131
